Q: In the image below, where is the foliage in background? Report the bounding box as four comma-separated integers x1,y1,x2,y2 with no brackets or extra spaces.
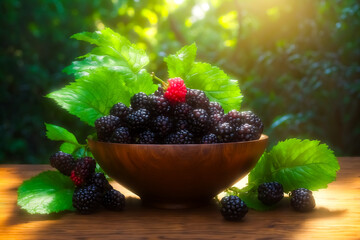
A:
1,0,359,163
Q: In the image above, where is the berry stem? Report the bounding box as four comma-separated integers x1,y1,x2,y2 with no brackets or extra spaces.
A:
151,72,167,87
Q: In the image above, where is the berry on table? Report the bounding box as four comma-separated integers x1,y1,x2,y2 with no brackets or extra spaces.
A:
290,188,316,212
88,172,113,193
220,195,248,221
164,77,187,104
257,182,284,205
102,189,126,211
73,184,102,214
49,151,76,176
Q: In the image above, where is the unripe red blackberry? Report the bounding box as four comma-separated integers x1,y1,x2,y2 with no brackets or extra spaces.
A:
164,77,187,104
70,157,96,186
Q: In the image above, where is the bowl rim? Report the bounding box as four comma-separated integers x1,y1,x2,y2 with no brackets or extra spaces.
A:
87,134,268,146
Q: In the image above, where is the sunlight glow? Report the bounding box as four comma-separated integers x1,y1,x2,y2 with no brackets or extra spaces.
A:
191,3,210,22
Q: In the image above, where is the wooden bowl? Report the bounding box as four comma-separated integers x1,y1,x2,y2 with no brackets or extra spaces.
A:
88,135,268,209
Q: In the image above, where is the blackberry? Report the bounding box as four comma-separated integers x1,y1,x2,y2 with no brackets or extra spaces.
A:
209,113,224,131
290,188,316,212
152,115,173,137
215,122,235,143
165,129,194,144
111,127,131,143
70,157,96,186
188,108,209,135
235,124,258,141
258,182,284,205
110,103,130,121
130,92,150,110
186,89,210,109
102,189,126,211
224,110,242,128
220,195,248,221
88,172,113,193
240,111,264,135
95,115,121,142
127,108,151,132
73,184,102,214
173,102,193,120
148,94,171,115
208,102,224,115
49,151,76,176
154,85,164,96
175,119,189,131
200,133,218,144
137,130,156,144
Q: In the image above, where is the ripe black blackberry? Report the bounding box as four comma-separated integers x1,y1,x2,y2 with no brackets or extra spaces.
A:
165,129,194,144
209,113,224,130
220,195,248,221
49,151,76,176
137,130,156,144
95,115,122,142
126,108,151,132
130,92,150,110
224,110,242,127
235,124,258,141
200,133,218,144
173,102,193,120
102,189,125,211
240,111,264,134
110,103,130,121
111,127,131,143
175,119,189,131
258,182,284,205
73,184,102,214
186,89,210,109
208,102,224,115
154,85,165,96
290,188,316,212
152,115,173,137
88,172,113,193
70,157,96,186
148,95,171,115
188,108,209,135
215,122,235,143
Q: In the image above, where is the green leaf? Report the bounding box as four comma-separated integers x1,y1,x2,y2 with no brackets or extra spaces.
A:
18,171,75,214
45,123,79,145
60,142,79,154
227,187,274,211
248,138,340,192
48,68,133,126
165,43,242,113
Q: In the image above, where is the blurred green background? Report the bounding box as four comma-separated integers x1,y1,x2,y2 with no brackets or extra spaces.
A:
1,0,359,163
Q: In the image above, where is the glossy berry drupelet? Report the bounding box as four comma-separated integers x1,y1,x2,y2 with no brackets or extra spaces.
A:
215,122,235,143
110,103,130,121
88,172,113,193
73,184,102,214
148,94,171,115
209,113,224,130
208,102,224,115
240,111,264,134
290,188,316,212
175,119,189,131
220,195,248,221
258,182,284,205
70,157,96,186
111,127,131,143
154,85,165,96
152,115,173,137
164,77,187,104
173,102,193,121
130,92,150,110
137,130,156,144
102,189,126,211
188,108,209,135
127,108,151,132
186,89,210,109
200,133,218,144
165,129,194,144
224,110,242,127
49,151,76,176
95,115,122,142
235,123,258,141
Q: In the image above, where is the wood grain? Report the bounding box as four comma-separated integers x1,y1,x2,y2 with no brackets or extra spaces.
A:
0,157,359,239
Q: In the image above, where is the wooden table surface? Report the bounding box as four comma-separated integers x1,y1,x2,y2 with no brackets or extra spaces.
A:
0,157,359,239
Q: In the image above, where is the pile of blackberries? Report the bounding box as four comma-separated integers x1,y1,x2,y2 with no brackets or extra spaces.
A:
94,86,264,144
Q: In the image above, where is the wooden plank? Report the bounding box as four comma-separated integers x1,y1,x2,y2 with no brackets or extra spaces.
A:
0,157,359,239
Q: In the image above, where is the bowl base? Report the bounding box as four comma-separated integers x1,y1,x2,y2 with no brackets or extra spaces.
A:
141,198,211,209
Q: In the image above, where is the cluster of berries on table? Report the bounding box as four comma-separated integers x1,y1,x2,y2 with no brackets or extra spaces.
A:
94,78,264,144
50,151,125,214
220,182,316,221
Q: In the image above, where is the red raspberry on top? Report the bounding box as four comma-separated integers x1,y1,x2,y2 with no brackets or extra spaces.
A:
164,77,187,104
